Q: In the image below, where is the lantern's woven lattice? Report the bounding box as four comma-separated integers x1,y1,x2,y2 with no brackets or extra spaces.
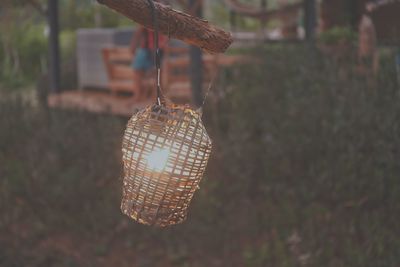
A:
121,104,212,227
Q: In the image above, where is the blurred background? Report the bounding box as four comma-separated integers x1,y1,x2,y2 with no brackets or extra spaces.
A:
1,0,400,266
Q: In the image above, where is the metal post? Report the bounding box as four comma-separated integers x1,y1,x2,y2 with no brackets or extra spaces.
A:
396,51,400,89
189,0,203,107
260,0,267,29
230,10,237,31
304,0,317,42
48,0,61,93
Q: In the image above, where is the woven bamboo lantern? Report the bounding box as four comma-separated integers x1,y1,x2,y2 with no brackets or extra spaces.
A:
121,104,212,227
120,0,212,227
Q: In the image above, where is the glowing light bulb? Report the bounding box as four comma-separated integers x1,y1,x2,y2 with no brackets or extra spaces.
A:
145,148,170,172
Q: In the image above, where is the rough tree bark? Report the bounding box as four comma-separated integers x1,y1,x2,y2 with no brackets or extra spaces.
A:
96,0,233,54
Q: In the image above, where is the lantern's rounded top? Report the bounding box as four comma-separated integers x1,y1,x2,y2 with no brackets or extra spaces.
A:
150,103,201,117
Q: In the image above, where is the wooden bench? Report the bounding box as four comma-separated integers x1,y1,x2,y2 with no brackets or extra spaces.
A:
102,44,245,103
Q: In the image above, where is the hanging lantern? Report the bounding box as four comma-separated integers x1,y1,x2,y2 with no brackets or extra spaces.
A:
120,0,212,227
121,104,212,226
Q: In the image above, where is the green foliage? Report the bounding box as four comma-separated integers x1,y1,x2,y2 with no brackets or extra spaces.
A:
59,30,78,90
0,12,47,89
17,25,48,78
318,26,358,45
60,1,132,30
0,1,133,91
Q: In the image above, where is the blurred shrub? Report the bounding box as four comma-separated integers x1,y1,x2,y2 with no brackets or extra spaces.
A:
318,26,358,45
0,23,47,89
60,30,78,90
61,1,132,30
17,25,48,79
0,1,133,91
206,44,400,266
0,102,126,230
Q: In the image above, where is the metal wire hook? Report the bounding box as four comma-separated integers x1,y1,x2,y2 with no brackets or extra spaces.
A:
146,0,163,105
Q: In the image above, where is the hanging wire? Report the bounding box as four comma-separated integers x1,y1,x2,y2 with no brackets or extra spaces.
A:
198,56,219,115
147,0,162,105
147,0,218,110
201,72,216,108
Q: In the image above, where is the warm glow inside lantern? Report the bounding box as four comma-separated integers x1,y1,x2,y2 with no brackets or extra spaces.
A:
121,104,212,227
145,147,170,172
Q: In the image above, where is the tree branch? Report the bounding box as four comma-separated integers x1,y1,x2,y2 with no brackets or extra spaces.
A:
97,0,233,54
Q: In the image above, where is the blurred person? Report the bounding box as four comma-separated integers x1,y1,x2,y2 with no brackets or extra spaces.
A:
358,3,379,84
130,25,167,101
130,0,168,101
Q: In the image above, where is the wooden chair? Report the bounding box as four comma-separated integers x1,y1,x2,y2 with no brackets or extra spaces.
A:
102,47,134,93
102,47,155,101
